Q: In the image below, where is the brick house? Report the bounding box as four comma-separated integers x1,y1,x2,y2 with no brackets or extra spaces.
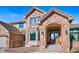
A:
0,7,79,52
10,7,79,52
10,20,26,46
0,21,23,48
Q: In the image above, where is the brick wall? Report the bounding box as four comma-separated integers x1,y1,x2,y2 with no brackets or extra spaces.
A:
39,13,71,52
0,24,9,36
25,10,44,47
72,41,79,49
9,32,23,48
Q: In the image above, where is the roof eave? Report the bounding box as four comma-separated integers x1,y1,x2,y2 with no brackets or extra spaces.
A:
40,8,74,24
9,21,26,25
24,7,46,19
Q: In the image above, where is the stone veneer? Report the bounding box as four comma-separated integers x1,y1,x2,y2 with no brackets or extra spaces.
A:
39,13,71,52
25,8,72,52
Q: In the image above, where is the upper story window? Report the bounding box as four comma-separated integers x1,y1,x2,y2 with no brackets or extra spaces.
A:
30,17,40,25
19,23,24,28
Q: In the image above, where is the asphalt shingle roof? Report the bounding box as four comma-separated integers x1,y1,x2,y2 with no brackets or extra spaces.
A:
0,21,20,33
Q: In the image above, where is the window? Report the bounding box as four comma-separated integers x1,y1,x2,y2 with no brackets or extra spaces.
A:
70,29,79,41
78,34,79,40
51,32,59,40
70,33,77,41
70,29,79,32
19,23,24,28
30,17,40,25
51,33,54,40
30,30,36,41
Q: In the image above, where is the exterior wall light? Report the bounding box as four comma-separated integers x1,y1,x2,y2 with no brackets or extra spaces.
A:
41,32,44,36
65,30,68,35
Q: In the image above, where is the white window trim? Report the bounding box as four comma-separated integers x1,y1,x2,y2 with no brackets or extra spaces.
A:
29,29,38,46
30,17,40,25
18,23,24,29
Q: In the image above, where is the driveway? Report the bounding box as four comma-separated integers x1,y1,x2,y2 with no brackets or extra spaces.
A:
4,47,39,53
0,47,7,53
0,43,78,53
0,44,63,53
32,43,64,53
0,44,64,53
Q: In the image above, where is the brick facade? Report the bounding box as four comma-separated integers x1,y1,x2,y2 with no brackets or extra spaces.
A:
39,13,71,52
25,7,73,52
25,9,44,47
0,24,10,48
0,22,23,48
9,32,23,48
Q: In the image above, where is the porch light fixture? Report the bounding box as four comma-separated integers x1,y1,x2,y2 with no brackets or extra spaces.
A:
41,32,44,36
65,30,68,35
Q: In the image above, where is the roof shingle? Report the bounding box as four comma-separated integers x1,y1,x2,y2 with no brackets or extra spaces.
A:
0,21,20,33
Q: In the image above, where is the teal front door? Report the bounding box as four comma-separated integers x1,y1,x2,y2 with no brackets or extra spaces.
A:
30,30,36,41
29,29,38,46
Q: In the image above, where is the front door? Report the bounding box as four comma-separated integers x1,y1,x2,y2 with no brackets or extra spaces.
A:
29,29,38,46
50,32,60,44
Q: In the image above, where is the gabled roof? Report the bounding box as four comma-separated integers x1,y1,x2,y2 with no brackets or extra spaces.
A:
40,8,73,24
0,21,20,33
10,20,26,25
24,7,46,19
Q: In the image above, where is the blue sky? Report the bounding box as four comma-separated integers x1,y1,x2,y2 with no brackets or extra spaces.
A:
0,6,79,24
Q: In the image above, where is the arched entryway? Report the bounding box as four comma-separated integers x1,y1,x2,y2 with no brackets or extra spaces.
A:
39,11,71,52
46,23,61,47
39,22,70,52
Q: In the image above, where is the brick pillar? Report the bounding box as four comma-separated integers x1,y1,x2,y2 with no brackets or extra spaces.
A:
39,39,46,50
25,30,30,47
61,27,70,52
6,36,10,48
61,41,70,52
39,28,47,50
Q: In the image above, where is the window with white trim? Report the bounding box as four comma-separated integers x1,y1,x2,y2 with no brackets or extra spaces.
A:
30,30,36,41
30,17,40,25
19,23,24,28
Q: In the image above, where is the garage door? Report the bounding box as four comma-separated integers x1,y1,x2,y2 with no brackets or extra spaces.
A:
0,37,7,47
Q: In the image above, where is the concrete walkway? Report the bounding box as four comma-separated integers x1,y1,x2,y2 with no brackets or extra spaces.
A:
0,43,64,53
0,48,7,53
33,43,64,53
